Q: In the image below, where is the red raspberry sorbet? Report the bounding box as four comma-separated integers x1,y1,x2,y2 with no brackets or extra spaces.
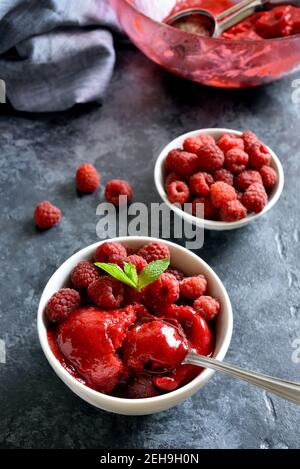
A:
56,306,136,393
123,320,188,372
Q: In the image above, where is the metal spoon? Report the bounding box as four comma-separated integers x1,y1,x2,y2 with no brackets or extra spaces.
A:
166,0,300,37
184,352,300,405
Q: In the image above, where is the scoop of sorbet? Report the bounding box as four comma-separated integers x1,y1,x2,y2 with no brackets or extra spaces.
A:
123,320,188,372
57,306,136,393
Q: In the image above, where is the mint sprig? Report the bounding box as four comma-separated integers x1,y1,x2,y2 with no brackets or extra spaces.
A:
94,258,170,292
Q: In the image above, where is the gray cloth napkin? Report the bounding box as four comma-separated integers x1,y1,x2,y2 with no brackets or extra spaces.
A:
0,0,122,112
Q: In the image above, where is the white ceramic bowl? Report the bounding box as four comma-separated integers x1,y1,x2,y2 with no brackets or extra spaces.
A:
37,236,233,415
154,128,284,231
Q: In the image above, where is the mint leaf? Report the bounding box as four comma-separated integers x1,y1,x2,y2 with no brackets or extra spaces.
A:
94,262,137,289
138,258,170,291
123,262,138,286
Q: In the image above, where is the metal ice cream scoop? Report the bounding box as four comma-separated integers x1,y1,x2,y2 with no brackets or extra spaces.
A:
166,0,300,37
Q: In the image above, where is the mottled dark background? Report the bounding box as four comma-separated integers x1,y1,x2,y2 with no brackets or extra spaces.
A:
1,44,300,449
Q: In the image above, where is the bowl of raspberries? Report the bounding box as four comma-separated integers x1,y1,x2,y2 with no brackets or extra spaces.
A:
37,237,233,415
155,129,284,230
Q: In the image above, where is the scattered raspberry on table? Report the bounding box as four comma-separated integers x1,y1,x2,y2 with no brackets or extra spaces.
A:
76,163,100,193
34,200,61,229
105,179,133,206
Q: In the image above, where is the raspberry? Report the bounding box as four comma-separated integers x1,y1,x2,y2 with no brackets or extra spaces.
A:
234,170,263,191
225,148,249,174
167,181,190,204
248,143,271,169
34,201,61,230
242,183,268,213
148,273,180,305
126,247,138,256
165,172,183,188
125,255,147,274
95,241,127,266
138,242,170,263
75,163,100,193
219,200,247,222
46,288,81,322
71,261,100,290
197,142,225,173
123,285,145,306
167,267,185,281
189,172,214,196
88,276,124,309
192,197,217,220
193,296,220,321
105,179,133,206
165,150,199,178
260,165,278,191
159,304,213,356
210,182,237,209
242,130,259,152
183,134,215,154
217,133,244,152
180,275,207,299
214,168,234,186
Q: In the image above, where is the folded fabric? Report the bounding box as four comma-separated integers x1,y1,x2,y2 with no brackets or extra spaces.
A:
0,0,122,112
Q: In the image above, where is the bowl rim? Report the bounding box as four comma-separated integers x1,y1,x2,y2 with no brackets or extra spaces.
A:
154,128,284,231
121,0,300,45
37,236,233,408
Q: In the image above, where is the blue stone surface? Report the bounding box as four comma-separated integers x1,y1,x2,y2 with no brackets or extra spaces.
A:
0,46,300,449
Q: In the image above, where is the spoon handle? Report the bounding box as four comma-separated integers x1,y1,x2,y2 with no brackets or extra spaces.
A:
217,0,257,21
216,0,264,35
185,353,300,405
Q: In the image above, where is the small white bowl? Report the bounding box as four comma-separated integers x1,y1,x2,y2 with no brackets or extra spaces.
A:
37,236,233,415
154,128,284,231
